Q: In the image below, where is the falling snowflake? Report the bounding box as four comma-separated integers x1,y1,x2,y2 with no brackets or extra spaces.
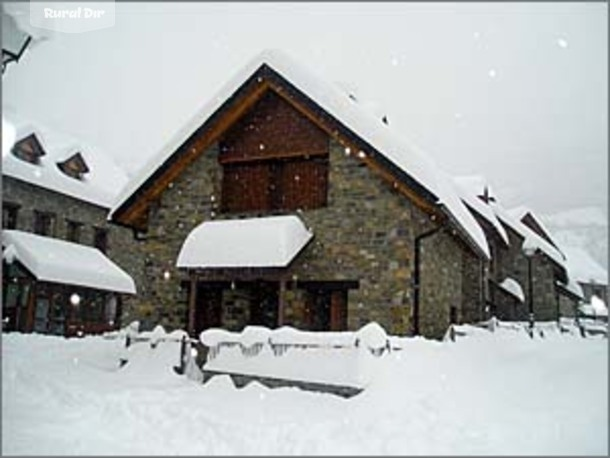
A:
391,57,399,67
557,38,568,48
259,143,265,151
294,175,300,182
70,293,81,306
473,31,481,40
344,147,351,156
488,69,497,78
358,151,366,159
163,270,171,281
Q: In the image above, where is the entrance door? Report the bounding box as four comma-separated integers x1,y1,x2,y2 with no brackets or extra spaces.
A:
194,286,222,334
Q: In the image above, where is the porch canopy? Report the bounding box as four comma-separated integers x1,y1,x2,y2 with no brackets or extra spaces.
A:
2,230,136,294
176,215,313,269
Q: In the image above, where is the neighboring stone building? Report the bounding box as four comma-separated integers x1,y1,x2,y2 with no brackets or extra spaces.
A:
1,114,141,336
110,50,490,340
454,176,571,323
561,246,608,306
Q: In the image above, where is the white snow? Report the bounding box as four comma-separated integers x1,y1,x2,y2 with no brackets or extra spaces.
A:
579,295,608,317
2,322,607,455
2,230,136,294
490,201,566,267
453,175,509,245
562,245,608,285
111,49,489,260
2,111,129,208
499,277,525,302
176,214,313,268
558,277,585,300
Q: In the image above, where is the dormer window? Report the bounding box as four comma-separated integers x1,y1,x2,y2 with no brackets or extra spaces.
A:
11,134,46,164
57,152,89,180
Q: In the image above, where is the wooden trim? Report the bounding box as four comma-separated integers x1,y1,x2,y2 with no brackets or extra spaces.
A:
117,80,272,226
218,149,327,165
278,278,286,326
187,275,197,337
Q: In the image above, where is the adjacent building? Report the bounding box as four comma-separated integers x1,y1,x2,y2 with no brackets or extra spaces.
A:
1,113,140,336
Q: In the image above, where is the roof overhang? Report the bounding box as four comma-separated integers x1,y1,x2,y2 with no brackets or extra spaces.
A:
2,230,136,294
176,215,313,269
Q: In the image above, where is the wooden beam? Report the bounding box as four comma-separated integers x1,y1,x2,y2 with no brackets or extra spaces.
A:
278,278,287,327
187,274,198,337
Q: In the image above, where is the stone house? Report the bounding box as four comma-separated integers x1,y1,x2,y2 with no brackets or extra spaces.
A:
110,50,490,340
1,115,140,336
454,177,572,323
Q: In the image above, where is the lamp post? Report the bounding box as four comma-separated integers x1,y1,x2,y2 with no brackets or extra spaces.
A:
523,246,536,338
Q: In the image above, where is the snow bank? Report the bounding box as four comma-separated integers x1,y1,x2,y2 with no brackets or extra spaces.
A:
200,322,392,388
2,320,607,456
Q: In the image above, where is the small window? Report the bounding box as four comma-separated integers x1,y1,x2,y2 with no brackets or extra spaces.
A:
2,202,20,229
33,211,56,236
57,153,89,180
93,227,108,253
12,134,46,164
66,220,83,243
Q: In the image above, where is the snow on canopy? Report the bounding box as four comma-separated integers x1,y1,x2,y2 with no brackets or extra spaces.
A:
499,277,525,303
176,215,313,269
2,111,128,208
2,230,136,294
111,49,489,259
562,246,608,285
453,175,509,245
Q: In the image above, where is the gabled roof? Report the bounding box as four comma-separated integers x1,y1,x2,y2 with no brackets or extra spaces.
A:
2,111,128,208
453,176,509,245
507,206,563,254
110,49,489,259
176,215,313,269
490,201,566,270
2,230,136,294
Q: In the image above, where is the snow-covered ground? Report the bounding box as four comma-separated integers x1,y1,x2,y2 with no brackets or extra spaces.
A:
2,322,608,455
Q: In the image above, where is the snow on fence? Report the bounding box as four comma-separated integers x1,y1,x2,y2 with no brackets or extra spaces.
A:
198,322,393,395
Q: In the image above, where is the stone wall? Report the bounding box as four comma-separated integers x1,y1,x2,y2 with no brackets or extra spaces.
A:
2,176,144,323
136,133,473,339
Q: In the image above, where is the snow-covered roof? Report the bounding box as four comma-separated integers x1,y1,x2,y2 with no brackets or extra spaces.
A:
556,278,584,300
2,230,136,294
2,111,128,208
453,176,509,245
499,277,525,303
176,215,313,269
111,49,489,259
579,295,608,317
507,205,562,251
562,246,608,285
490,201,566,268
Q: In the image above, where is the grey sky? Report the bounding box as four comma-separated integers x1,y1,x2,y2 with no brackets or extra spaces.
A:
3,2,607,216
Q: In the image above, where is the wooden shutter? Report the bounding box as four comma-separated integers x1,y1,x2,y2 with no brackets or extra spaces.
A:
222,162,272,213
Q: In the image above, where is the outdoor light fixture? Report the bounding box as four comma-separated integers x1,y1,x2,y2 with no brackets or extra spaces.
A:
2,8,32,74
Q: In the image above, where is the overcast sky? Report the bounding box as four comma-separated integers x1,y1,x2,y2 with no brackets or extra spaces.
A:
3,2,607,216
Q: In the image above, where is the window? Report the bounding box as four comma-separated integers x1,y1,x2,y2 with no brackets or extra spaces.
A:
66,220,83,243
12,134,46,164
2,202,20,229
33,211,56,236
93,227,108,253
57,153,89,180
221,156,328,213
